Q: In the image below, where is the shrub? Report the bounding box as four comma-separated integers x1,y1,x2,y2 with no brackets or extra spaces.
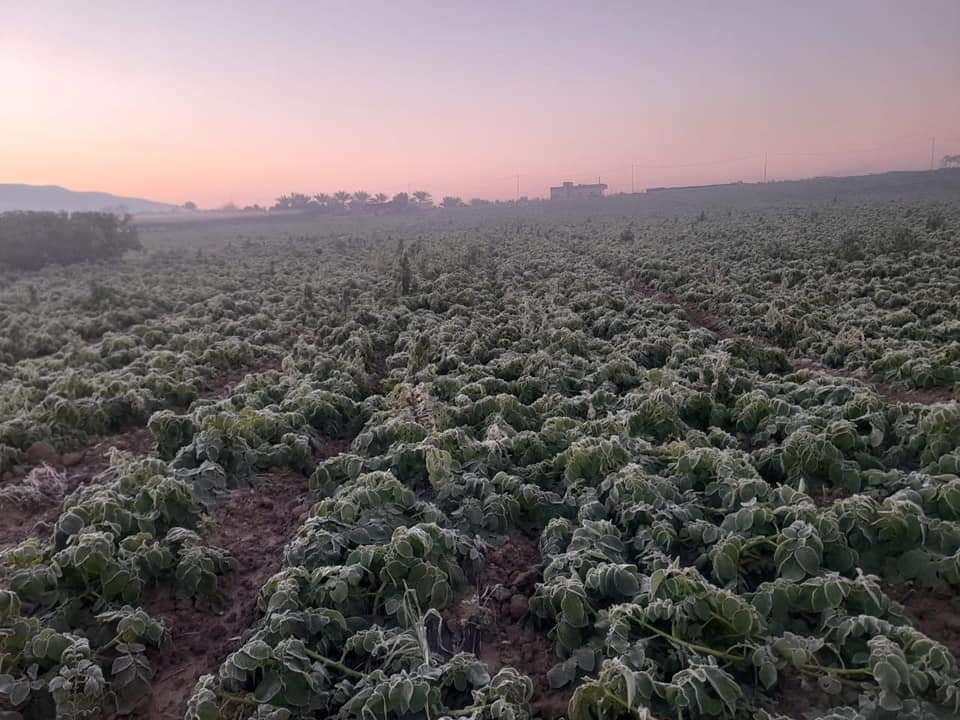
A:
833,229,864,261
0,211,141,270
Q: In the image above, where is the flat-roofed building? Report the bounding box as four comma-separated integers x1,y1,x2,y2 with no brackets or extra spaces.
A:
550,181,608,201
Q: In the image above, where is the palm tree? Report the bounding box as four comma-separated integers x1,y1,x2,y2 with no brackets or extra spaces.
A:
333,191,351,208
412,190,432,207
275,193,313,210
373,193,388,204
313,193,331,210
352,191,371,209
290,193,312,210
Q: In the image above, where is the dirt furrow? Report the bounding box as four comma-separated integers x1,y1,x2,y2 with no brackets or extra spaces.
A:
201,360,283,400
0,365,290,552
142,438,352,720
884,584,960,661
631,281,956,405
443,535,571,720
0,428,155,550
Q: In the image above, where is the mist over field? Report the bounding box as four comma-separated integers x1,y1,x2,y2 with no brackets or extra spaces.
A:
2,3,960,720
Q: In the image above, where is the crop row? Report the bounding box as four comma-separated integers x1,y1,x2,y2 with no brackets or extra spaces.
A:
3,207,960,720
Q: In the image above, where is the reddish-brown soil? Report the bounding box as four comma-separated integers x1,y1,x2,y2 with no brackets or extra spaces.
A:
201,361,282,400
885,584,960,660
631,282,956,406
444,535,572,720
314,437,353,463
632,282,741,341
142,469,316,720
0,362,289,550
772,580,960,715
771,670,849,718
793,359,955,406
0,428,155,549
880,386,956,405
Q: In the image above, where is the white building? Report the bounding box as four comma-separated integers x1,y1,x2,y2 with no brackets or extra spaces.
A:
549,181,608,201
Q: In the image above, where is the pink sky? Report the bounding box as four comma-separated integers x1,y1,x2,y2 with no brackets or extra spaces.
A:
2,1,958,207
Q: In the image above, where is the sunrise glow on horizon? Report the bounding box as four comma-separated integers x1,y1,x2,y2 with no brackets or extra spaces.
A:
2,1,958,208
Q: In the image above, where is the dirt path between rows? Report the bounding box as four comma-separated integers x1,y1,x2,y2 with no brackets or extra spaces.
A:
142,470,312,719
141,438,352,720
631,281,956,406
444,535,571,720
0,428,155,550
201,360,283,400
0,364,291,553
885,584,960,660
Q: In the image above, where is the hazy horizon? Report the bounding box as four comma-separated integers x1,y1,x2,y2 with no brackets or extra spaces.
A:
3,1,958,207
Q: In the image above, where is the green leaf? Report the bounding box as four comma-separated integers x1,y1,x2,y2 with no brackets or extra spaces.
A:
245,640,273,662
254,670,283,704
557,620,581,651
794,546,820,576
878,688,903,711
758,662,777,690
872,660,901,691
561,592,586,627
547,661,576,689
8,678,31,706
823,580,844,608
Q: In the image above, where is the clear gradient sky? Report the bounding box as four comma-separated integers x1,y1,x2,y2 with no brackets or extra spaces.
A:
2,1,958,207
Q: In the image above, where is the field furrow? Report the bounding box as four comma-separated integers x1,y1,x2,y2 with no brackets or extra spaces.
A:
3,200,960,720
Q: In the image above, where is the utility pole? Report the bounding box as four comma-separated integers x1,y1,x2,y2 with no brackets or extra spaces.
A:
631,162,635,194
515,174,520,202
931,138,936,170
763,153,768,184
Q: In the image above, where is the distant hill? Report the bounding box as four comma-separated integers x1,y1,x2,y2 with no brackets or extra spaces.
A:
0,184,177,214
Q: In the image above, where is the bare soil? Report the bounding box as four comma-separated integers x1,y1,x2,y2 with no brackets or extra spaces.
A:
314,437,353,463
792,359,955,406
0,427,155,549
773,583,960,719
142,469,315,720
201,361,282,400
140,436,350,720
444,535,572,720
632,282,741,341
771,669,849,718
0,363,296,551
885,584,960,660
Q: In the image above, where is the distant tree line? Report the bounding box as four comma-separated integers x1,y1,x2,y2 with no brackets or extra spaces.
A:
944,155,960,169
271,190,537,212
0,211,141,271
273,190,434,212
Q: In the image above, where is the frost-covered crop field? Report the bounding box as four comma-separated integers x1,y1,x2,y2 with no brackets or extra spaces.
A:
2,196,960,720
